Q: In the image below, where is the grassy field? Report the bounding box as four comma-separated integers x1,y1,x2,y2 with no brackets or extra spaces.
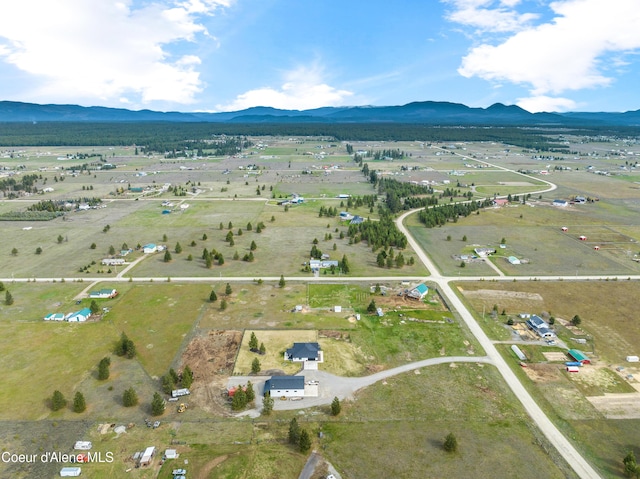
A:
322,363,574,479
107,283,210,377
3,135,640,478
408,200,640,276
459,280,640,478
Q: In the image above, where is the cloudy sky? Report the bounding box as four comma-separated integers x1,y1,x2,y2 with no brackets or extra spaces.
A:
0,0,639,113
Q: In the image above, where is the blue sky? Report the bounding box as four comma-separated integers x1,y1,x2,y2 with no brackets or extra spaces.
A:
0,0,639,113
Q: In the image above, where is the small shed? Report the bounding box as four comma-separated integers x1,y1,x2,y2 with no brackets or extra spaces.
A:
139,446,155,466
568,349,591,365
60,467,82,477
511,345,527,361
566,366,580,373
626,356,639,363
334,306,342,313
507,256,521,265
164,449,178,459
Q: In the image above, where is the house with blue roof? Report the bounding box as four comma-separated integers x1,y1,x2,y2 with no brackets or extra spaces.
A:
526,315,556,339
285,342,323,370
407,283,429,300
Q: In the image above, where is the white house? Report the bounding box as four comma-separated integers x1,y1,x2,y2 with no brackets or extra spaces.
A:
265,375,305,398
285,343,323,370
89,288,118,299
143,243,157,253
44,313,65,321
527,315,556,339
66,308,92,322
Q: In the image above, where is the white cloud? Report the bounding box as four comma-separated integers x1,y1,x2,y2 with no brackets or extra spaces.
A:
0,0,231,106
516,95,577,112
452,0,640,104
444,0,538,32
217,65,353,111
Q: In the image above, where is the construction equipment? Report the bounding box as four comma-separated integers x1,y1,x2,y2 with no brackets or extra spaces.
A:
177,403,187,413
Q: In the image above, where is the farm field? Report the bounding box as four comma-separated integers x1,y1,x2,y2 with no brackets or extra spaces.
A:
457,280,640,478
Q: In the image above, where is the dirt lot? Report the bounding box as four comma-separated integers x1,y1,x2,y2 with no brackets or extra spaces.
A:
180,330,242,415
587,393,640,418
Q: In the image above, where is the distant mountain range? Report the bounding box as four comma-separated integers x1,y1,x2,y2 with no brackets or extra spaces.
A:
1,100,640,126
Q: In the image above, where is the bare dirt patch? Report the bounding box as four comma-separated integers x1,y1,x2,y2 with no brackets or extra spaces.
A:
587,393,640,418
197,454,232,479
522,363,563,383
463,289,544,301
543,352,568,362
180,330,242,415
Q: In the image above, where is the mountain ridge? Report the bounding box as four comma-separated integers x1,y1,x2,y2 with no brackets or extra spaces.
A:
0,100,639,126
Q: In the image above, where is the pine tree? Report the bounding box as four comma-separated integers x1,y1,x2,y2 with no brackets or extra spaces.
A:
164,250,172,262
245,381,255,402
251,357,261,374
151,392,165,416
443,432,458,452
175,242,182,254
231,387,247,411
225,283,232,295
250,240,257,251
209,290,217,302
51,390,66,411
288,418,300,445
122,387,138,407
262,392,274,415
90,300,100,314
331,396,341,416
279,275,286,288
97,357,110,380
5,290,14,305
220,299,228,310
181,365,194,388
259,342,266,355
299,429,311,453
367,300,377,313
249,332,259,350
73,391,86,413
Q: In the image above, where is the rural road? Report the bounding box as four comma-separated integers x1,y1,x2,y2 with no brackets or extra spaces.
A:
395,208,602,479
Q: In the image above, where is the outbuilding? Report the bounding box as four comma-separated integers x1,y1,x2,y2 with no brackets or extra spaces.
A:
566,366,580,373
264,376,305,398
89,289,118,299
60,467,82,477
139,446,155,466
568,349,591,365
507,256,521,265
407,283,429,300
